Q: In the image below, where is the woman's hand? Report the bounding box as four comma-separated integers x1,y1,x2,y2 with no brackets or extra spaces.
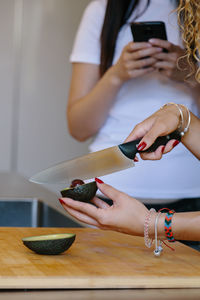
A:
111,41,162,83
125,104,181,160
149,39,189,82
59,181,148,237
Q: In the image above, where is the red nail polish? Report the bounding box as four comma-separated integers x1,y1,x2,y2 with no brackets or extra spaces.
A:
161,146,165,153
172,140,180,148
137,142,147,151
59,198,65,205
95,177,104,184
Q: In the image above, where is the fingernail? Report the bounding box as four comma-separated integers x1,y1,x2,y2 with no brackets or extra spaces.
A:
95,177,104,184
172,140,180,148
161,146,165,153
137,142,147,151
134,156,139,162
59,198,65,205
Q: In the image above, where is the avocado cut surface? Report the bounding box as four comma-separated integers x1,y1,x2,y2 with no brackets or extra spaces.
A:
22,233,76,255
60,181,97,203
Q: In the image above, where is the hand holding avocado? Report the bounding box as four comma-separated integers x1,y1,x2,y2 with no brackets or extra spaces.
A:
59,178,200,243
60,179,148,237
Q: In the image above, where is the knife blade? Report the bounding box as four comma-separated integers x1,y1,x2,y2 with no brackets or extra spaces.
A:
30,145,135,185
30,130,181,184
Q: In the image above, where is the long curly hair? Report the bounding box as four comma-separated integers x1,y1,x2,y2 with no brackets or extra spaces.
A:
177,0,200,82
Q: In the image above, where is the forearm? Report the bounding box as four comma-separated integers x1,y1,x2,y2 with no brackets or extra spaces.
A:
187,77,200,111
172,212,200,241
181,111,200,159
67,41,157,141
149,212,200,241
67,66,123,141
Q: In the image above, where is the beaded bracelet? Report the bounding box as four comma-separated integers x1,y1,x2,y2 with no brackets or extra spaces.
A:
144,208,156,248
164,209,176,243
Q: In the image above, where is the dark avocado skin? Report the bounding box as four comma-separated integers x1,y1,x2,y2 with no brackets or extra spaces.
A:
23,235,76,255
60,181,97,203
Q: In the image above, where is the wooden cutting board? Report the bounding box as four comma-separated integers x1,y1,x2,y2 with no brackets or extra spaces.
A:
0,227,200,289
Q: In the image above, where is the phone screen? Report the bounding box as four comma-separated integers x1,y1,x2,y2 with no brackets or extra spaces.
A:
130,21,168,52
130,21,167,42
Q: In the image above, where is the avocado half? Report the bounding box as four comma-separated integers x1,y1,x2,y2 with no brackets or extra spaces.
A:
60,181,97,203
22,233,76,255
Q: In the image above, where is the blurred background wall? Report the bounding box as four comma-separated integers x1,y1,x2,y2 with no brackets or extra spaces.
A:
0,0,91,189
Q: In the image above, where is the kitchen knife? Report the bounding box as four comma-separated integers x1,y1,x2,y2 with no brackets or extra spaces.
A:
30,130,181,185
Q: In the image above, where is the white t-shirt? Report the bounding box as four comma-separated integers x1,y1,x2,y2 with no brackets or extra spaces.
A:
70,0,200,202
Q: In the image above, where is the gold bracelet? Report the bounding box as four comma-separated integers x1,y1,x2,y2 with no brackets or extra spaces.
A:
160,102,191,137
179,104,191,136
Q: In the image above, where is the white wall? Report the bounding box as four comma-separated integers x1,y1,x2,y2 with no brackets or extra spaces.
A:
0,0,91,188
0,0,15,171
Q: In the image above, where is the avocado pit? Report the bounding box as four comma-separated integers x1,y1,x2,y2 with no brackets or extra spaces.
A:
70,179,85,188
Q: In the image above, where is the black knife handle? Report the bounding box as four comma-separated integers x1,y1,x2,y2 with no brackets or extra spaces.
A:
118,130,182,159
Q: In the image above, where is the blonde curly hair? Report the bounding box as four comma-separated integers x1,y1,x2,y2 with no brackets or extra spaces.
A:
177,0,200,82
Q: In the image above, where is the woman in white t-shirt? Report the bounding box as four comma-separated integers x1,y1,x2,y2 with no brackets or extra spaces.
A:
67,0,200,210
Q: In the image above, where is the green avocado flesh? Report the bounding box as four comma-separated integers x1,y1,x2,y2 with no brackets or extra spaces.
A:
22,233,76,255
60,181,97,203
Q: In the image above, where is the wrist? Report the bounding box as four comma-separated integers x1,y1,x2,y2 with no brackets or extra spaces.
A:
160,103,181,130
148,212,166,240
107,65,126,87
157,213,166,240
144,208,177,256
148,211,156,238
160,102,191,136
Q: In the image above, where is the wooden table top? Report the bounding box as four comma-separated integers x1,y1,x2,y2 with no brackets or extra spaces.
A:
0,289,200,300
0,227,200,289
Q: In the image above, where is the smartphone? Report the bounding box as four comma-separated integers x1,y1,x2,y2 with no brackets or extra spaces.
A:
130,21,168,52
